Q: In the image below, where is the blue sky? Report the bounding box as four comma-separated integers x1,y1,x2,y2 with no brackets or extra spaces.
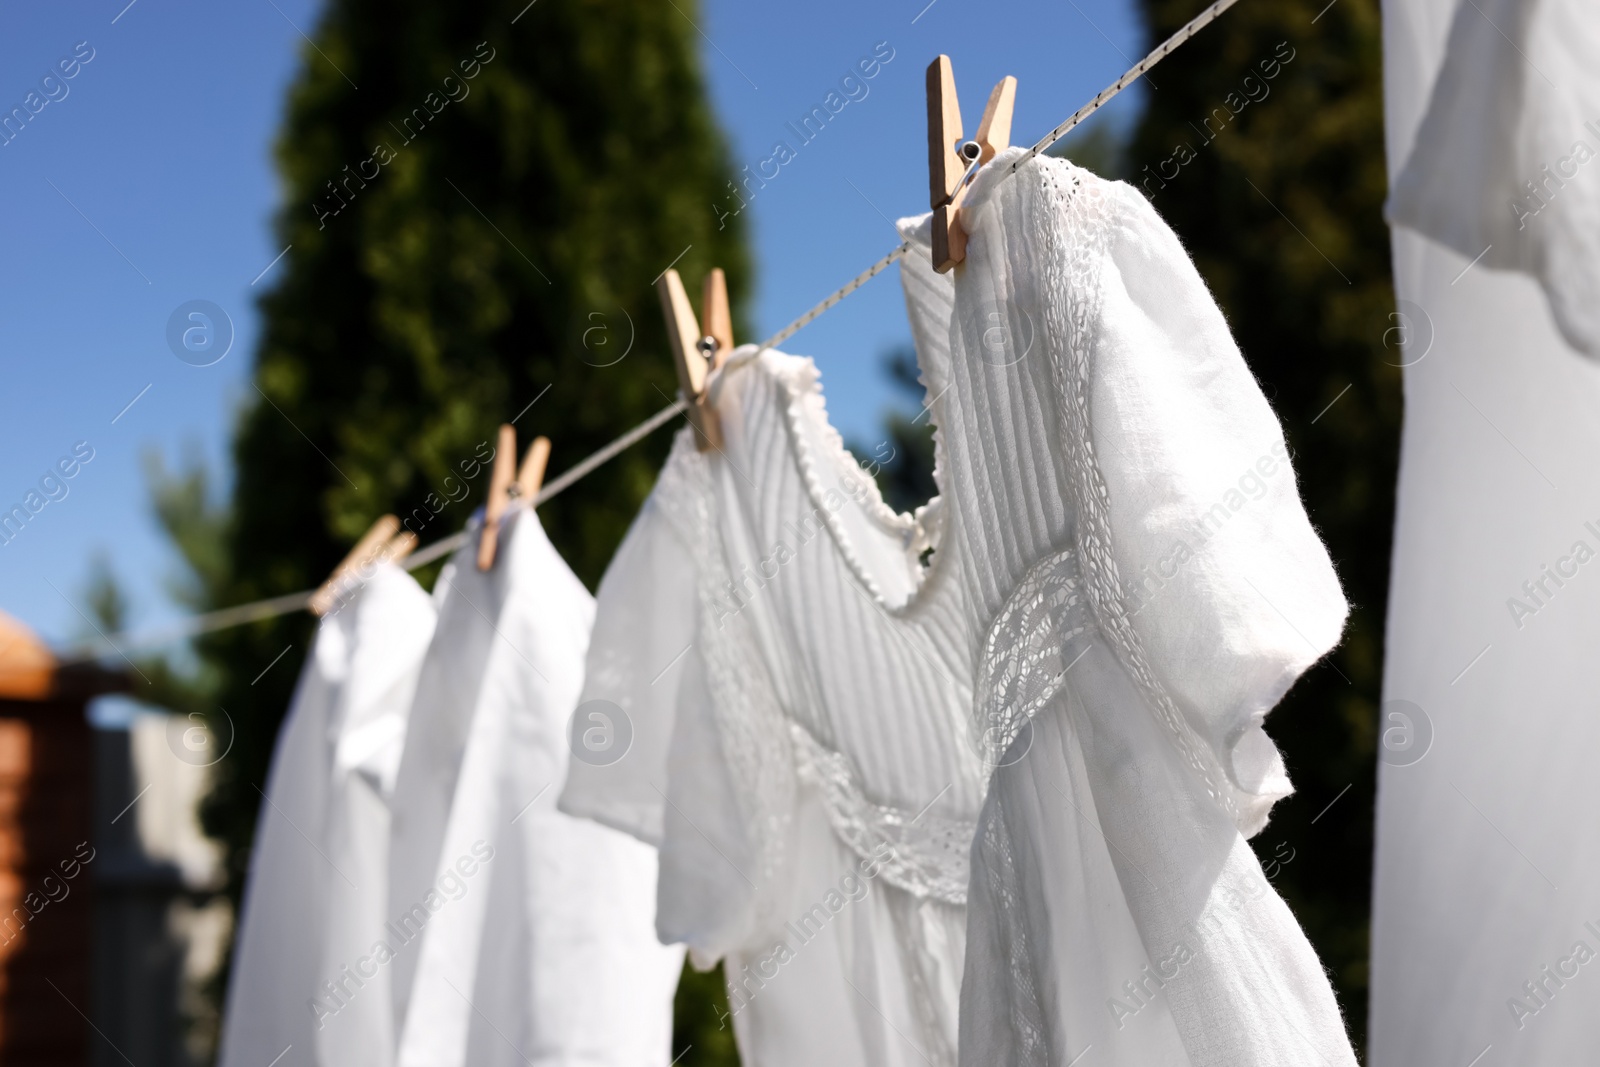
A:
0,0,1145,649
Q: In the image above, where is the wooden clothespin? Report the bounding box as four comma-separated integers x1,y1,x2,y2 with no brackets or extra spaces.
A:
477,424,517,571
514,435,551,503
701,267,734,364
477,427,553,571
926,56,1018,273
656,267,734,451
386,529,418,564
310,514,417,616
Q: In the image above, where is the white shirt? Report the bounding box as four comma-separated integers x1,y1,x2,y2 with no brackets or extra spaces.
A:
390,507,682,1067
219,563,436,1067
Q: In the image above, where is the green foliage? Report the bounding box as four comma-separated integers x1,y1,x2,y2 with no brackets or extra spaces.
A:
151,1,748,1062
1052,118,1131,180
854,346,938,517
1127,0,1397,1049
673,962,741,1065
139,451,230,718
82,552,128,634
145,448,232,615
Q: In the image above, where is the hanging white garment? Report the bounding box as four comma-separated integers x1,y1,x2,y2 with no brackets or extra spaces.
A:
315,564,438,1067
389,506,682,1067
945,152,1356,1067
560,320,988,1063
1387,0,1600,357
219,562,436,1067
1372,0,1600,1062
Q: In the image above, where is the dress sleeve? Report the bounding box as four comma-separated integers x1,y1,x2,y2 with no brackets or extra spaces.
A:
1088,182,1349,833
556,491,700,847
655,635,759,963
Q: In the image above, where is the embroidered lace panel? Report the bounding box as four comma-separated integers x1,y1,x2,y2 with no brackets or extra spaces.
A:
973,546,1092,764
789,720,972,907
974,803,1049,1067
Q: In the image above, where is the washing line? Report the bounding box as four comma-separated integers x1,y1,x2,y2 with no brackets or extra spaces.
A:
62,0,1242,666
55,398,690,666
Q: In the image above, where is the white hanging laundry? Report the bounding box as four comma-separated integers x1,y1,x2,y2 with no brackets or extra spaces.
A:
219,562,436,1067
943,152,1356,1067
560,290,987,1064
1372,0,1600,1062
314,565,438,1067
389,505,682,1067
1387,0,1600,358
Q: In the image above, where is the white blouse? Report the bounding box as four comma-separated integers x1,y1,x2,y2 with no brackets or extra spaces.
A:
219,562,436,1067
389,508,682,1067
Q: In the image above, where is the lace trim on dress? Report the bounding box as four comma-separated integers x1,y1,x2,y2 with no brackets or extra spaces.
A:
717,347,953,616
973,547,1093,764
780,356,925,539
973,801,1050,1067
1027,158,1241,826
791,717,964,1067
789,720,972,907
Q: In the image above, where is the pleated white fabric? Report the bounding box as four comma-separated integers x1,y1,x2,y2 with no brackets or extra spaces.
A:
219,562,436,1067
561,330,987,1064
1372,0,1600,1062
947,151,1356,1067
1387,0,1600,357
390,506,682,1067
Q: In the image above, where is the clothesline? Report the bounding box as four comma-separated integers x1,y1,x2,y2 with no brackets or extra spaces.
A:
62,0,1241,667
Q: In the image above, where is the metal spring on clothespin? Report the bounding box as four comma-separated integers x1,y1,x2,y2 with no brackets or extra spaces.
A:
656,267,733,451
955,140,983,190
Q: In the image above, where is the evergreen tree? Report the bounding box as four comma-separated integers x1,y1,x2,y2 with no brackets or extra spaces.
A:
1127,0,1396,1049
856,346,938,518
156,1,747,1061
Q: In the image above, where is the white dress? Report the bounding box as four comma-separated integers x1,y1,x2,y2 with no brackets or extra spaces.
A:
944,152,1357,1067
1373,0,1600,1062
388,505,683,1067
560,325,988,1063
219,562,436,1067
